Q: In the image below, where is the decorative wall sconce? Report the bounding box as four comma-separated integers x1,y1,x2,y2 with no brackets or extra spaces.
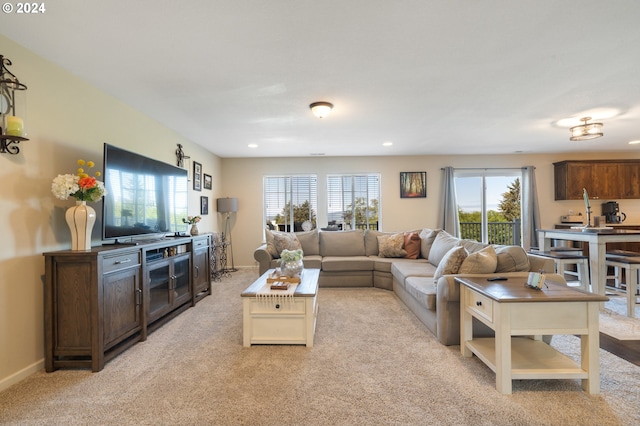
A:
0,55,28,154
175,143,190,167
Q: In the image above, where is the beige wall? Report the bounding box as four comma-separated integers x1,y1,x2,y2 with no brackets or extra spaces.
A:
3,33,640,391
222,153,640,269
0,36,222,390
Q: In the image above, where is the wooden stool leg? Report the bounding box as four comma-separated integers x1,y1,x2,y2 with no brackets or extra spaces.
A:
578,260,590,291
628,266,638,318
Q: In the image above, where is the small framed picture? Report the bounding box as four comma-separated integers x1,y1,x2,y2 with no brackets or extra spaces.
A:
400,172,427,198
193,161,202,191
204,173,212,190
200,196,209,215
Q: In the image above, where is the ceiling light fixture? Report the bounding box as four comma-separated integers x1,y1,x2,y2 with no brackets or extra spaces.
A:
309,102,333,119
569,117,603,141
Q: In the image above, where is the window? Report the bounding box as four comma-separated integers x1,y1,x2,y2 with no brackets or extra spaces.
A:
327,174,380,230
263,175,317,232
454,169,521,245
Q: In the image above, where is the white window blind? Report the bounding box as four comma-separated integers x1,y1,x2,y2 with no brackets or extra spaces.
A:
327,174,381,230
264,175,318,232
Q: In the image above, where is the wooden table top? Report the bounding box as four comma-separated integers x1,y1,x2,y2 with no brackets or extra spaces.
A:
455,276,609,303
241,268,320,297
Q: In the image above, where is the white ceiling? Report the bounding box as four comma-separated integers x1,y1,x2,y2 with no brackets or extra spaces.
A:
2,0,640,158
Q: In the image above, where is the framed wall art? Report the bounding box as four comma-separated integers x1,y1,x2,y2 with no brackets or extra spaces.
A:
200,196,209,215
204,173,212,190
400,171,427,198
193,161,202,191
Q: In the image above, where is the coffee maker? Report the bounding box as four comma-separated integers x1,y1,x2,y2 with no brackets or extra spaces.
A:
601,201,626,223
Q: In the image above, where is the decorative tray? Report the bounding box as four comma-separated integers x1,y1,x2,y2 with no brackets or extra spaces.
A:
266,269,301,285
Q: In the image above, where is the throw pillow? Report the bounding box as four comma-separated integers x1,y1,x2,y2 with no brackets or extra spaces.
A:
419,228,440,259
403,232,421,259
495,245,530,272
428,230,460,266
459,245,497,274
264,229,279,258
377,233,407,258
433,246,468,284
273,232,302,256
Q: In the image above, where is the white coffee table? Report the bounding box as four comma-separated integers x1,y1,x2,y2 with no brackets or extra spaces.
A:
241,268,320,347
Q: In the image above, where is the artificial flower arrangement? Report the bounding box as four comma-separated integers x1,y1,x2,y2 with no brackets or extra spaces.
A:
182,216,202,225
280,249,304,263
51,159,106,202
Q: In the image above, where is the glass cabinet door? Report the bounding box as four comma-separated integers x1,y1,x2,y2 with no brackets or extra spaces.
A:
148,261,172,319
173,255,191,305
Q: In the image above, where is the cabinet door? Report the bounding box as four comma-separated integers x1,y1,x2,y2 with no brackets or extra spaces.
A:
173,255,192,306
619,163,640,199
566,163,594,199
103,266,142,348
193,247,210,297
592,163,620,199
147,260,172,321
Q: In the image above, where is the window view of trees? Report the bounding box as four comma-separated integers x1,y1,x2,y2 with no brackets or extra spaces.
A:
457,176,521,245
274,200,316,230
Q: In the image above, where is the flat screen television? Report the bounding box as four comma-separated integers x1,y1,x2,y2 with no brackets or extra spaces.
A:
102,143,189,241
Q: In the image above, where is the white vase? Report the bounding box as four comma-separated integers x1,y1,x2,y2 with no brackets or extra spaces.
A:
65,201,96,250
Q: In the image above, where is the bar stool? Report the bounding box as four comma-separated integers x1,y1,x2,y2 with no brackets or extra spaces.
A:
604,255,640,318
530,250,590,291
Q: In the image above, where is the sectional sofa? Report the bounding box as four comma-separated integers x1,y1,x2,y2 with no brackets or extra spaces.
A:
254,228,558,345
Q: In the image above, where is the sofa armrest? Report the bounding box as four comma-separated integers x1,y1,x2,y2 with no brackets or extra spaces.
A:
254,244,274,276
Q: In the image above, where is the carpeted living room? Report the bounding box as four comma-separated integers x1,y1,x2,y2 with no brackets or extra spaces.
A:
3,2,640,425
1,268,639,425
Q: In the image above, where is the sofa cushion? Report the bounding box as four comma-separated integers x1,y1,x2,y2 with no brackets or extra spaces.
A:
295,230,320,256
377,233,407,258
372,256,428,273
459,245,497,274
405,276,437,311
428,230,460,266
320,230,365,257
495,245,530,272
419,228,440,259
364,230,389,256
433,245,467,283
391,261,436,288
322,256,373,272
403,232,421,259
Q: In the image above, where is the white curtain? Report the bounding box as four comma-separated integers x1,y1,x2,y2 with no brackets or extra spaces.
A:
440,166,460,236
521,166,540,250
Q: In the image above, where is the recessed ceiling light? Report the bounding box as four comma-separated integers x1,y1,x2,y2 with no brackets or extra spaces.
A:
248,143,258,148
382,141,393,147
629,140,640,145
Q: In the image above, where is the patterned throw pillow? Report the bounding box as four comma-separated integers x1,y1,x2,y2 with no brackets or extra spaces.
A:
273,232,302,256
433,246,468,284
377,233,407,258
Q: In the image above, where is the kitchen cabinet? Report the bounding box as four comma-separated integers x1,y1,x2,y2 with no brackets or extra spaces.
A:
554,160,640,200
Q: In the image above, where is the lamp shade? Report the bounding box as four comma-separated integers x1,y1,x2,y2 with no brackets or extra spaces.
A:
570,117,603,141
309,102,333,119
217,197,238,213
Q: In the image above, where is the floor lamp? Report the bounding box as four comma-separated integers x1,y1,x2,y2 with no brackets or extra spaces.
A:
217,197,238,272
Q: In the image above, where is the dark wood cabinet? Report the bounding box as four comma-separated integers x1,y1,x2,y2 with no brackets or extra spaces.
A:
554,160,640,200
192,235,211,302
44,235,211,372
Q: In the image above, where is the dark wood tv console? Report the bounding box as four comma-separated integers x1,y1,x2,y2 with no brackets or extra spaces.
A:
43,234,212,372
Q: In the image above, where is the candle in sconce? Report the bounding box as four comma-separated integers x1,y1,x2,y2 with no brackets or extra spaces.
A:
583,188,590,209
6,116,24,137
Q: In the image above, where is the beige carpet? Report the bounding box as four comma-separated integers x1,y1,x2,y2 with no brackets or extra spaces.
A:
1,268,639,426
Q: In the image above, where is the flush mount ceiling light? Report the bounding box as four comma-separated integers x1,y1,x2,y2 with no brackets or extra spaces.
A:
570,117,603,141
309,102,333,119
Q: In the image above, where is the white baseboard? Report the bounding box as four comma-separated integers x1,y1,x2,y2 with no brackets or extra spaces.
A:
0,359,44,392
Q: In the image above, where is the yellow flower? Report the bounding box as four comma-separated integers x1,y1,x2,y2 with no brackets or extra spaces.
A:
87,161,95,168
77,168,84,174
77,159,85,166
